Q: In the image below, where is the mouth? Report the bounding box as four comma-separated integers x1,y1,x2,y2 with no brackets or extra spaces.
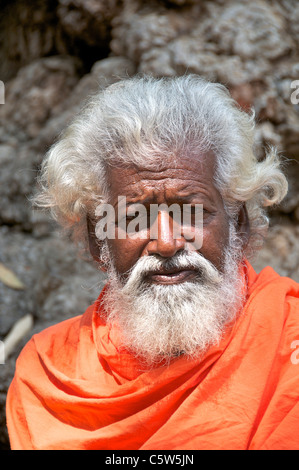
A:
145,267,198,285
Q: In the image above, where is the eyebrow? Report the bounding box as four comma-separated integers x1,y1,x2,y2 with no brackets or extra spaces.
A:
111,180,219,208
113,193,216,211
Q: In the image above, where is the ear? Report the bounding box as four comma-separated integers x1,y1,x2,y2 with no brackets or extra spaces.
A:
86,216,108,272
237,204,250,249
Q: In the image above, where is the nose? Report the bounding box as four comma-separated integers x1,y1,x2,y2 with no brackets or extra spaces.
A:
145,210,186,258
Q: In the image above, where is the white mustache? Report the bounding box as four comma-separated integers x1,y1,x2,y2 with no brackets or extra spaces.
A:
122,250,222,292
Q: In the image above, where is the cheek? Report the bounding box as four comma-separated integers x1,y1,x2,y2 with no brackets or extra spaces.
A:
107,237,145,275
201,217,230,268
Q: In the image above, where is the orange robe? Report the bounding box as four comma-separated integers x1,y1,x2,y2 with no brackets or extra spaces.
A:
6,261,299,450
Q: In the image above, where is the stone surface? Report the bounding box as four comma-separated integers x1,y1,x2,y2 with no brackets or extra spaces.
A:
252,222,299,283
1,0,299,449
0,0,64,82
205,1,294,60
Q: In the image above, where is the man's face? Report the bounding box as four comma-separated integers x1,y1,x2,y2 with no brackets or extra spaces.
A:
105,151,230,279
89,152,246,365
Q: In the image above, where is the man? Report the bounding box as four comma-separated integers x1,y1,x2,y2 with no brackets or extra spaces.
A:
6,75,299,450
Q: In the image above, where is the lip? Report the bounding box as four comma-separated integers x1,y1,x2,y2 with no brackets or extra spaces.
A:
146,269,197,285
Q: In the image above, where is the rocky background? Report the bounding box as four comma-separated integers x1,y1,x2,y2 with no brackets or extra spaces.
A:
0,0,299,449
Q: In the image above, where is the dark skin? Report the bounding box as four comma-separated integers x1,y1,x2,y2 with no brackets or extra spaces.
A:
88,152,250,284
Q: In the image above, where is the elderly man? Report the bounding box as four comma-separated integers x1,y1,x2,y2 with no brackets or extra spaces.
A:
6,75,299,450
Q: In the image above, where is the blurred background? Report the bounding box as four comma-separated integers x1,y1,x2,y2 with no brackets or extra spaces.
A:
0,0,299,449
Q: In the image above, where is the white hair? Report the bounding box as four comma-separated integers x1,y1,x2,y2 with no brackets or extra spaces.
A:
33,74,288,255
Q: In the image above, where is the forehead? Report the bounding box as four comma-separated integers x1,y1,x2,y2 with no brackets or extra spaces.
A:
106,151,218,201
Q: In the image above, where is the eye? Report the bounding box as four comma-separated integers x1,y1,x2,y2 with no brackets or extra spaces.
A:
125,207,151,233
181,204,202,223
181,204,216,228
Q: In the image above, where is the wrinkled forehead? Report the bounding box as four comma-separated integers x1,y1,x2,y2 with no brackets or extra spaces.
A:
105,150,217,196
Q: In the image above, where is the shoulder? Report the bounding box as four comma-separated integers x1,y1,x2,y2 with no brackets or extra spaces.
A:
245,263,299,352
15,303,94,377
249,263,299,306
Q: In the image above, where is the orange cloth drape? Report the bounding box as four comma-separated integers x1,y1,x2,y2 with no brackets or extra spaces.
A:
6,261,299,450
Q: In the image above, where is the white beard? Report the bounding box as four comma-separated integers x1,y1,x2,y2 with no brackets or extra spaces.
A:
101,227,245,367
